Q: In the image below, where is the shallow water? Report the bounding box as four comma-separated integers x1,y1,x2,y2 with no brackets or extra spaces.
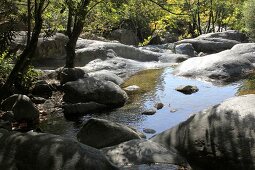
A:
40,67,239,139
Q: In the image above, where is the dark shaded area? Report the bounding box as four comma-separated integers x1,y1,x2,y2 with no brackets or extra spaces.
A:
0,129,118,170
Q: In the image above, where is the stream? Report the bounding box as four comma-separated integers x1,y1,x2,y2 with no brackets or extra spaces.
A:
40,67,240,139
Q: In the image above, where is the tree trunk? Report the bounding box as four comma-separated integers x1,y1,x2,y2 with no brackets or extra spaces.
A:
1,0,45,99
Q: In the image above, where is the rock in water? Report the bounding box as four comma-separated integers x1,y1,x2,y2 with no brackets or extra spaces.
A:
0,129,117,170
63,77,128,107
77,118,141,149
175,85,199,94
151,94,255,170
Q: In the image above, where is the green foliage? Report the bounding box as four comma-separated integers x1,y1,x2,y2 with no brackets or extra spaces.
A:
0,52,13,81
0,52,41,90
243,0,255,39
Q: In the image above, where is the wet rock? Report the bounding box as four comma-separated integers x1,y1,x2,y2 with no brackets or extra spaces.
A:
108,29,139,46
0,129,118,170
58,67,88,85
151,94,255,170
175,85,199,94
173,43,255,83
101,139,189,168
175,43,197,57
142,109,157,115
63,77,128,107
154,103,164,110
31,80,53,98
77,118,141,149
143,128,156,134
88,70,124,85
63,102,108,117
123,85,140,92
170,109,177,113
1,94,39,121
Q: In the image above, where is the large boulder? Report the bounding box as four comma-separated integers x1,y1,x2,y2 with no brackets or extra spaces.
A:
175,43,197,57
151,94,255,170
77,118,142,149
173,43,255,83
75,39,162,66
0,129,117,170
198,30,248,42
1,94,39,121
101,139,189,168
63,77,128,107
88,70,124,85
176,30,248,54
108,29,139,46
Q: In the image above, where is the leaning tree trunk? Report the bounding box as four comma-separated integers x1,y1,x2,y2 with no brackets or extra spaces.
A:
1,0,45,99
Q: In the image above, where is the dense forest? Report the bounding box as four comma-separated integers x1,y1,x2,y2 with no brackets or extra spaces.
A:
1,0,255,170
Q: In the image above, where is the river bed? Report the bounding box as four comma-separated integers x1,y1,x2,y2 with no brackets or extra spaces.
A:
40,67,240,139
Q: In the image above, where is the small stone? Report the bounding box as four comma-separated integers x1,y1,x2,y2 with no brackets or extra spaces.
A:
154,103,164,110
143,128,156,134
175,85,199,95
142,109,157,115
170,109,177,113
123,85,140,92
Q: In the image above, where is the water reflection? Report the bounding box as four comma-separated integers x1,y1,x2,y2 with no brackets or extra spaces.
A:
40,67,239,139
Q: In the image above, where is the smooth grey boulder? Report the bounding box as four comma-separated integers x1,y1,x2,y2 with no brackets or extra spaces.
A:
102,139,189,168
198,30,248,42
58,67,88,85
0,129,118,170
63,102,108,117
83,57,167,79
151,94,255,170
173,43,255,83
88,70,124,85
74,39,163,65
177,37,239,54
63,77,128,107
176,30,247,54
108,29,139,46
175,43,197,57
35,33,68,58
77,118,142,149
1,94,39,121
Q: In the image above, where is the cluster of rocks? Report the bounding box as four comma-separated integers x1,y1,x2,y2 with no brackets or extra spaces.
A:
1,30,254,170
